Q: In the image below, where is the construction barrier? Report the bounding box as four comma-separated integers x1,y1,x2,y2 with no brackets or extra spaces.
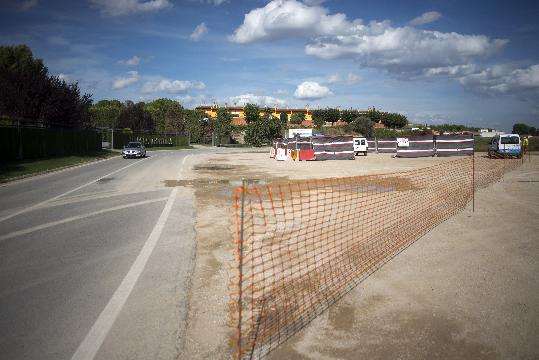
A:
270,139,286,159
312,135,355,160
376,137,397,154
287,139,313,151
298,149,316,161
436,135,474,156
229,156,522,359
367,137,377,153
396,135,435,158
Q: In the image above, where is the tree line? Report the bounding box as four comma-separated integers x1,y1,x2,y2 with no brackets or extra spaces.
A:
89,98,212,142
513,123,538,136
309,107,408,129
0,45,91,128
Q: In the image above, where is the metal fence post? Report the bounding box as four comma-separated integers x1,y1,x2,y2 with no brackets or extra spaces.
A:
237,179,246,360
472,142,475,212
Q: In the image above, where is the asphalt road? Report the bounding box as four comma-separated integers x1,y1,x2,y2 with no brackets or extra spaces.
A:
0,150,200,360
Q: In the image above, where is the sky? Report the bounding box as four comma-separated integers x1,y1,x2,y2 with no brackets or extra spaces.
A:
1,0,539,131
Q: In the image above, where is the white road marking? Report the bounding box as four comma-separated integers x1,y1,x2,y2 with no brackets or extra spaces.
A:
0,158,148,224
0,197,168,243
71,155,190,360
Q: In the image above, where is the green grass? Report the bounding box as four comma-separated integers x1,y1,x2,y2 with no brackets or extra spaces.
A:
473,137,491,152
0,150,118,183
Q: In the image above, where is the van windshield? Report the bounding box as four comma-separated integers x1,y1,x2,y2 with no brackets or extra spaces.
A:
500,136,519,145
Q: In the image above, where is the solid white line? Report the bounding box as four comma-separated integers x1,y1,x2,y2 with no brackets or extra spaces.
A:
0,197,168,243
71,154,190,360
0,158,148,224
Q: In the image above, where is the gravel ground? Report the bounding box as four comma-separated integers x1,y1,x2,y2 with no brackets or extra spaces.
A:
179,150,539,360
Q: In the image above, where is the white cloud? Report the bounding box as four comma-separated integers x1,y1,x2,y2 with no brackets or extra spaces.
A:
190,22,208,41
195,0,227,5
229,0,349,44
304,25,507,73
422,64,478,78
90,0,172,16
294,81,333,100
457,64,539,96
57,73,72,83
176,94,209,106
409,11,442,26
19,0,38,12
230,0,507,76
118,56,141,66
302,0,326,5
112,71,139,89
142,79,206,93
325,72,360,85
229,94,286,107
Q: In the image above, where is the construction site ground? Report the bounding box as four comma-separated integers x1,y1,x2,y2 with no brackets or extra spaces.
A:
178,150,539,360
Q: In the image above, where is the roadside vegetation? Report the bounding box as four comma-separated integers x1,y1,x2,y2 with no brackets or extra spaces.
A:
0,150,117,183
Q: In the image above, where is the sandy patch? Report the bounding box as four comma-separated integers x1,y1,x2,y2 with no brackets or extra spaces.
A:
179,150,538,360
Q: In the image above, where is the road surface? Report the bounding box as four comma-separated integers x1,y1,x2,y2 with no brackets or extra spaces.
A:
0,150,200,360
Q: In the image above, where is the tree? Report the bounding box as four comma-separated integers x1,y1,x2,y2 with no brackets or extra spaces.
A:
213,108,233,144
325,108,340,124
145,98,184,133
118,101,154,131
341,109,359,123
245,113,283,146
380,112,408,129
513,123,538,136
279,111,288,124
244,103,260,123
90,100,124,128
184,109,209,143
311,109,325,128
0,44,92,128
290,112,305,125
350,116,374,137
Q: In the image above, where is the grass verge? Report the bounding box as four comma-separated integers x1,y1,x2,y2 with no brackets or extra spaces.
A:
0,150,118,183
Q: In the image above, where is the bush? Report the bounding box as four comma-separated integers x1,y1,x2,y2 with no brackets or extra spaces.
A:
349,116,374,137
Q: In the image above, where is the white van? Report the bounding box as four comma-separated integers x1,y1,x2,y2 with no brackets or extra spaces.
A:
353,137,368,156
488,134,521,158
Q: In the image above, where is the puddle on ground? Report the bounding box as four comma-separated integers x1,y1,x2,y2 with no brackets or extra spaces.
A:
163,178,267,187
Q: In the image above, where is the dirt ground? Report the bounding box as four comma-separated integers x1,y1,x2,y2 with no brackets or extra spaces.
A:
178,150,539,360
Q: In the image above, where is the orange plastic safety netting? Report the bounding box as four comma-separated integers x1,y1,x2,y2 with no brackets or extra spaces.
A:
229,156,522,359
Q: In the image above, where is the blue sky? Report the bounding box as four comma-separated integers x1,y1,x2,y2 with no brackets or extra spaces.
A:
1,0,538,130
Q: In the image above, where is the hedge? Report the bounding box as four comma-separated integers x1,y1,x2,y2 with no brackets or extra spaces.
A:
0,126,101,160
112,131,189,149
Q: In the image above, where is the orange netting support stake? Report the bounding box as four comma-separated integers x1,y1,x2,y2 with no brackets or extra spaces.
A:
229,156,522,359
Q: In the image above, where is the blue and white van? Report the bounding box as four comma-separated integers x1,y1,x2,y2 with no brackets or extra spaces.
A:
488,134,521,158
